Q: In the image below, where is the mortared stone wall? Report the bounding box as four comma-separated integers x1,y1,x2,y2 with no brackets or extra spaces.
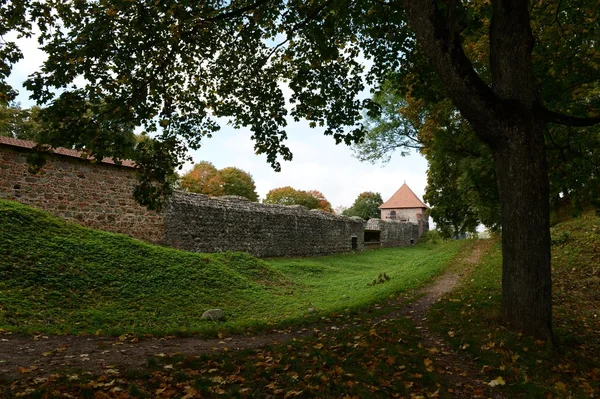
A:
0,142,165,243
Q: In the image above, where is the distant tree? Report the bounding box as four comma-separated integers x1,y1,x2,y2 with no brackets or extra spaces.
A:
219,167,259,201
0,103,43,141
180,163,258,201
308,190,333,213
342,192,383,220
180,161,223,196
418,101,501,238
264,186,322,210
353,81,421,164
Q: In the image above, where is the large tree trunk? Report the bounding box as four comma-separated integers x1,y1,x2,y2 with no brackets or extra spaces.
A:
491,121,553,340
401,0,556,340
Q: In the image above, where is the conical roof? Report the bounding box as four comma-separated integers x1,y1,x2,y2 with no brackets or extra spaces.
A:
379,183,428,209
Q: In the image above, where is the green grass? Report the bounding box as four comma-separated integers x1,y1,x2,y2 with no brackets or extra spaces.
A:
0,199,465,336
428,211,600,398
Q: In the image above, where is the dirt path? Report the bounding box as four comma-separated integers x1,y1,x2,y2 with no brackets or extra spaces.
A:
401,239,506,399
0,327,317,381
1,240,500,397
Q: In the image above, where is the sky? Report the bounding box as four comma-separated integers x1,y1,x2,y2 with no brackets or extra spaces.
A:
8,32,430,210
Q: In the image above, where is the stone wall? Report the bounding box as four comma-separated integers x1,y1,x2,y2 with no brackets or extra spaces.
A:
380,207,426,223
165,192,366,257
1,140,428,258
0,143,165,243
366,218,428,248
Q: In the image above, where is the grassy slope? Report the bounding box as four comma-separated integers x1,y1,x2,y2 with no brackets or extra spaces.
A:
429,211,600,398
0,200,465,336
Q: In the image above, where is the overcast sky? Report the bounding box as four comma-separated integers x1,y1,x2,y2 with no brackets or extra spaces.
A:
8,32,429,209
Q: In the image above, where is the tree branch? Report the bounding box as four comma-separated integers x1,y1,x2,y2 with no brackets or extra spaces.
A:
191,0,274,26
553,0,566,37
489,0,536,105
400,0,506,138
543,109,600,127
260,0,333,66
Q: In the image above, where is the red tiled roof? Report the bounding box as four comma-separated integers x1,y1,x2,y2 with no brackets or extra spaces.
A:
0,136,136,168
380,183,428,209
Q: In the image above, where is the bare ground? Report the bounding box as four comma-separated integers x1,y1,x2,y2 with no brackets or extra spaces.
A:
1,240,502,397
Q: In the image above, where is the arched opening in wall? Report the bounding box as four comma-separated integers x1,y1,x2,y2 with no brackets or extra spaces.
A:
351,236,358,250
390,210,396,219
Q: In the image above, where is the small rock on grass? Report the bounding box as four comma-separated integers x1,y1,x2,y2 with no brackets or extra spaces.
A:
202,309,225,321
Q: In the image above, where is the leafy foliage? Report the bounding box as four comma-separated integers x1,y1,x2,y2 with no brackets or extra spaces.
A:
342,191,383,220
179,161,222,195
2,1,597,213
180,162,259,201
420,102,500,238
0,0,34,104
10,0,402,207
307,190,334,213
0,103,43,140
264,186,333,212
219,167,260,202
353,80,422,164
351,1,600,238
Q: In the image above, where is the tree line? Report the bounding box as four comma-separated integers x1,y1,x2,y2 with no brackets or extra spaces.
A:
179,161,385,219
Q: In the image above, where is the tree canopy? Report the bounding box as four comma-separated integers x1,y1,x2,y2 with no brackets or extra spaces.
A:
0,103,43,141
180,162,259,201
342,192,383,220
307,190,334,213
3,0,600,339
219,167,260,201
264,186,332,212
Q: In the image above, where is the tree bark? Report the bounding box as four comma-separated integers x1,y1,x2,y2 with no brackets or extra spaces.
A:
491,120,554,340
401,0,555,339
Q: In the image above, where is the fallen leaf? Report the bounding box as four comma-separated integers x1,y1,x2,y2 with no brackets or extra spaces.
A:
554,381,566,392
17,366,35,374
488,376,506,387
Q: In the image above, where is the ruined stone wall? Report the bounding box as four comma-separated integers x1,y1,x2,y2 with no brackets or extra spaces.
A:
1,142,428,258
165,191,366,257
0,144,165,243
366,218,428,247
